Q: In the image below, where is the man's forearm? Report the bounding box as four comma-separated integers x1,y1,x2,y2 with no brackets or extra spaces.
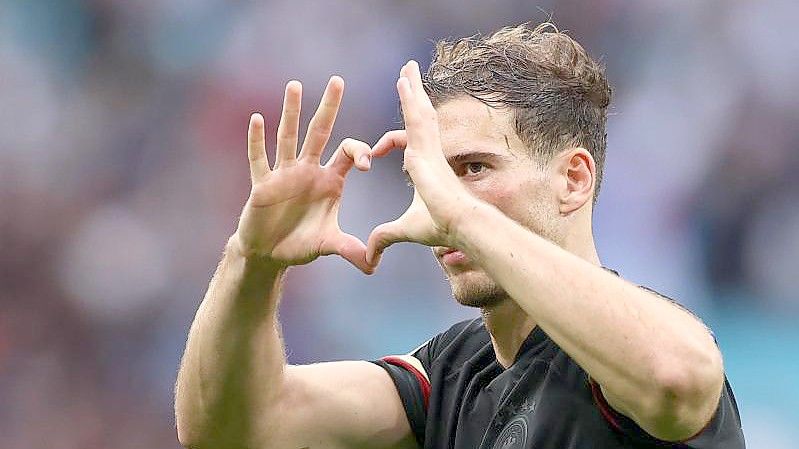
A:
453,201,723,439
175,236,288,447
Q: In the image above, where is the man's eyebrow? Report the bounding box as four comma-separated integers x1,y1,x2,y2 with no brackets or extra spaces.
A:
402,151,511,186
445,151,510,166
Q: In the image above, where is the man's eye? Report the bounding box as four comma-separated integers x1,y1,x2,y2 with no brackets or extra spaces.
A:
465,162,487,175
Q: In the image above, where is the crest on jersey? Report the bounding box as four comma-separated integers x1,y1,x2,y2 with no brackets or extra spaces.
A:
492,415,529,449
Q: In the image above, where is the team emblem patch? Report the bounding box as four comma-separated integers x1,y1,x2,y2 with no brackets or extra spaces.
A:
492,415,529,449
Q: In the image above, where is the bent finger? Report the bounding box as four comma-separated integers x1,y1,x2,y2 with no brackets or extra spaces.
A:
327,138,372,176
247,113,270,181
371,130,407,158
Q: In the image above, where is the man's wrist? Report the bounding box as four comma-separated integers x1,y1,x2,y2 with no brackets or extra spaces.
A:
447,196,489,250
225,234,287,278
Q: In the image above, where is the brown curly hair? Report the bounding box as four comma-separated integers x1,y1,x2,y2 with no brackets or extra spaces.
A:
424,22,612,198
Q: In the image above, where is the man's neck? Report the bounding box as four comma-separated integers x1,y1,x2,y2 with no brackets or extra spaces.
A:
482,299,537,369
482,235,601,369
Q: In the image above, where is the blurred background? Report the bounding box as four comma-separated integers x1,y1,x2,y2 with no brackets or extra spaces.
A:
2,0,798,447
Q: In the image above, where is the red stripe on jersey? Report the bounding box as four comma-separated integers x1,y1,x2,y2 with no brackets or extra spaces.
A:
591,378,715,442
589,379,623,433
382,356,431,410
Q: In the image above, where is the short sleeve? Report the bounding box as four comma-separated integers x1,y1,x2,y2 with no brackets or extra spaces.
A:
369,319,478,447
613,285,745,446
679,378,745,448
370,338,436,447
591,376,745,448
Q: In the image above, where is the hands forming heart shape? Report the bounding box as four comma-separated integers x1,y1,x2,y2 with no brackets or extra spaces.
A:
232,61,475,274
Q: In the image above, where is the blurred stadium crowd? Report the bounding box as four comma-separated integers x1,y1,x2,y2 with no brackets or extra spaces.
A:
1,0,798,447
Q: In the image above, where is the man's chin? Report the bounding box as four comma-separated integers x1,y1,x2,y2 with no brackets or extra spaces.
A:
446,270,507,308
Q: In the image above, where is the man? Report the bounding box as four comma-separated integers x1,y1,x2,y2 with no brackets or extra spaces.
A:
175,24,745,448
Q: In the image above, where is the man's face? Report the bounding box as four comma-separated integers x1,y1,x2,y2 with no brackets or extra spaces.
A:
431,97,562,308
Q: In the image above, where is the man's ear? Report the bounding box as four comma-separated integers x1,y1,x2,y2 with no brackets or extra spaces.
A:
553,148,596,215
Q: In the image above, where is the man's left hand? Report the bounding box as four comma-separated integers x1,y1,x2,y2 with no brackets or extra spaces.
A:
366,60,479,267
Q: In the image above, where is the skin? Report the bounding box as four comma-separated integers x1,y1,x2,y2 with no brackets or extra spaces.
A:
175,62,725,449
176,77,416,449
369,94,592,349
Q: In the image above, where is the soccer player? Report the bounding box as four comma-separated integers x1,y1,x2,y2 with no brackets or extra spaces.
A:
175,24,745,449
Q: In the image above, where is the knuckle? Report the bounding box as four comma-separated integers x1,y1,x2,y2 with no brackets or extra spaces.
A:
354,142,369,154
340,139,355,156
276,124,294,138
310,125,332,137
343,139,369,158
388,131,405,143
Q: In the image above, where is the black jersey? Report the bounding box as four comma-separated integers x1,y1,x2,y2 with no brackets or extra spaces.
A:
373,314,745,449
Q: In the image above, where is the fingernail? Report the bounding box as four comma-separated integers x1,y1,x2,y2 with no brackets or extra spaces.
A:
359,155,370,168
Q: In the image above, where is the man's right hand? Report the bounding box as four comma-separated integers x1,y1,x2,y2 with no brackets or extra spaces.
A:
177,76,418,449
232,76,374,274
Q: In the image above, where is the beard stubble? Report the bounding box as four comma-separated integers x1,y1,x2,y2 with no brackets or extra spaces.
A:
442,197,563,309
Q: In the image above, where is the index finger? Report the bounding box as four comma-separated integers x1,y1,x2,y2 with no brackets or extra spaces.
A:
405,61,433,108
371,130,407,158
397,76,422,131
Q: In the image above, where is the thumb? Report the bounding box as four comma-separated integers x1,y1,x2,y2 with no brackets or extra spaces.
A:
366,219,408,268
320,231,373,274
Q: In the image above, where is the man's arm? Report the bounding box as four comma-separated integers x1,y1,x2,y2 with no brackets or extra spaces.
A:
175,242,414,449
174,242,285,447
368,60,724,443
174,77,416,449
452,203,724,441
